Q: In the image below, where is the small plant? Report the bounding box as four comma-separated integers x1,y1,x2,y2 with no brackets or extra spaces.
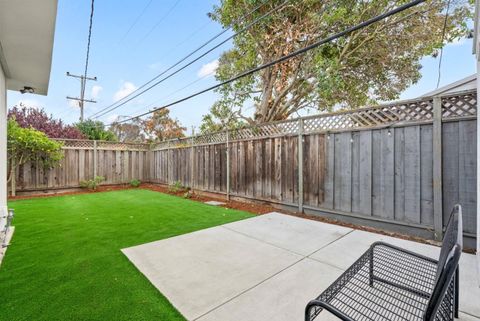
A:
130,179,141,187
183,191,192,199
79,176,105,191
168,180,185,193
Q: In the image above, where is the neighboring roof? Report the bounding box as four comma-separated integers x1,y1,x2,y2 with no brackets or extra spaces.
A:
421,74,476,97
0,0,58,95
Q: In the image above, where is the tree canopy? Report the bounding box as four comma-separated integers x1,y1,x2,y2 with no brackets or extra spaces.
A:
76,120,117,141
142,109,186,142
202,0,472,128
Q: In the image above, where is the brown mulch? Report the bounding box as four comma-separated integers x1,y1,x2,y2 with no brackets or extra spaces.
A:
8,183,475,253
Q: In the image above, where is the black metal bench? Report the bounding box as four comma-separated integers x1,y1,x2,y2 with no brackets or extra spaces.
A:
305,205,463,321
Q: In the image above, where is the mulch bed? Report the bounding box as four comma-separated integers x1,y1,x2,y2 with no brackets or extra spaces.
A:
9,183,475,253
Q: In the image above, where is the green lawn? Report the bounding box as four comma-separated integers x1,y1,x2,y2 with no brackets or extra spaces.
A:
0,189,253,321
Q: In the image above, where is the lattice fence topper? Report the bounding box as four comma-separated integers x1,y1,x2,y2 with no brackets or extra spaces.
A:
56,139,150,151
96,141,149,151
54,91,476,151
442,91,477,118
151,90,476,149
58,139,95,149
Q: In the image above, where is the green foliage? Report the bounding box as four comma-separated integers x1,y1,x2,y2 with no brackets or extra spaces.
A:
79,176,105,190
168,180,187,193
7,119,64,195
76,120,117,141
130,179,141,187
200,101,247,134
207,0,472,124
183,191,192,199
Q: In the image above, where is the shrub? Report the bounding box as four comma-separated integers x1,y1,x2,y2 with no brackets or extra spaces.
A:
130,179,141,187
168,180,185,193
7,119,64,196
8,105,85,139
79,176,105,191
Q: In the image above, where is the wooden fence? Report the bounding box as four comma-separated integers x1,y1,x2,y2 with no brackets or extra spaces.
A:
13,90,477,243
14,140,150,191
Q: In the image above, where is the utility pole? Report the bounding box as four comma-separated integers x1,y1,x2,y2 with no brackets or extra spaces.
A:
66,72,97,122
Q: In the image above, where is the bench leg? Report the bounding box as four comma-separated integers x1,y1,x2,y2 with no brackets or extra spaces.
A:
305,302,322,321
454,268,459,318
369,249,374,286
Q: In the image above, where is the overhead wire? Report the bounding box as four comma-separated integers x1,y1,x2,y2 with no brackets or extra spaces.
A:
436,0,451,89
117,0,154,44
88,0,270,120
109,0,427,126
137,0,182,45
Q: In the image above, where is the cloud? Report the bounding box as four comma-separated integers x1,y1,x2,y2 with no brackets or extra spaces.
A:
197,59,219,78
113,81,137,101
91,85,103,100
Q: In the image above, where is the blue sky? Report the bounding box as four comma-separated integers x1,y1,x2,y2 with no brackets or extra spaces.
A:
7,0,476,133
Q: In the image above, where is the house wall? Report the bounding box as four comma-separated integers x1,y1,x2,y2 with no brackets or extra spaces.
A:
0,65,7,231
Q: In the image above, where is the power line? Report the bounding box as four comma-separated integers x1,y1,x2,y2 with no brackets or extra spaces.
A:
436,0,451,89
129,73,210,116
66,0,97,122
90,0,288,120
111,0,426,126
88,1,269,120
137,0,182,45
118,0,154,44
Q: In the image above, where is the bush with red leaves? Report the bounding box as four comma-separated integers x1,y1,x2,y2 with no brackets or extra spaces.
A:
8,105,85,139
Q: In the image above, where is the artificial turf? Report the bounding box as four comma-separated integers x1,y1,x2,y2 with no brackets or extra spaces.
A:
0,189,253,321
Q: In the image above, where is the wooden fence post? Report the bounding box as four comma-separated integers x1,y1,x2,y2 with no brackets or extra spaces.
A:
93,140,98,179
191,136,195,189
298,119,304,213
226,130,230,201
433,96,443,241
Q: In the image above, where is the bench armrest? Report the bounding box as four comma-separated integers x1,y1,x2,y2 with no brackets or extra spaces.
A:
305,299,356,321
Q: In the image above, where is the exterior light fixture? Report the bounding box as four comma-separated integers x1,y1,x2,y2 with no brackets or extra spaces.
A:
19,86,35,94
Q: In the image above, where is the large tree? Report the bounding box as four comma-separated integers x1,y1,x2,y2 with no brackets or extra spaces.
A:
205,0,471,126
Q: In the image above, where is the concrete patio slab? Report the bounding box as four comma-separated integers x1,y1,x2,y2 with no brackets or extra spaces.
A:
122,225,302,320
123,213,480,321
309,229,440,270
198,258,343,321
223,212,353,256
